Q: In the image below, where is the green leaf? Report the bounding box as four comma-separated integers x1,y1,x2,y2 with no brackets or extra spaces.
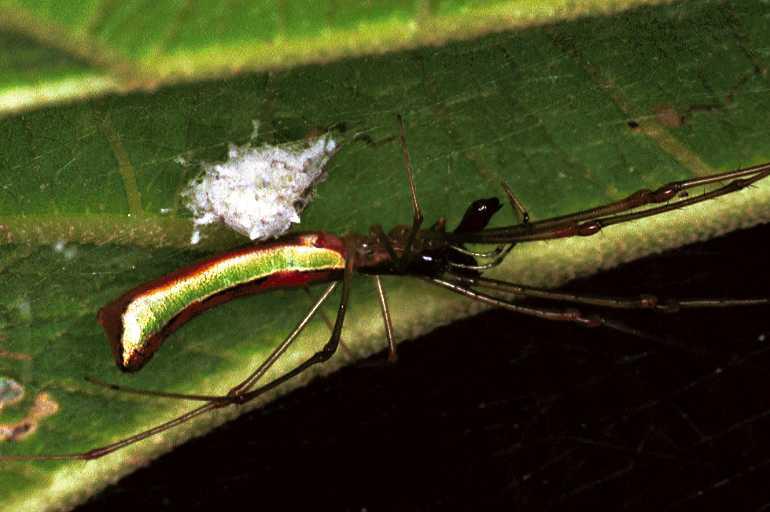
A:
1,1,770,511
0,0,674,115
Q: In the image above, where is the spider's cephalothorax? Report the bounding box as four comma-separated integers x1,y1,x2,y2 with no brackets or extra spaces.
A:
359,197,507,278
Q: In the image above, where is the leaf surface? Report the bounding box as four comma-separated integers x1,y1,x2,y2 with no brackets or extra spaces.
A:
1,2,770,510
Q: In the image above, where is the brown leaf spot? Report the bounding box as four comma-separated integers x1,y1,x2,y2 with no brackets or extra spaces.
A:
0,393,60,442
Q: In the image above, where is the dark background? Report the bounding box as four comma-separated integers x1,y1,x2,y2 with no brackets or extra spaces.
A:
79,221,770,511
